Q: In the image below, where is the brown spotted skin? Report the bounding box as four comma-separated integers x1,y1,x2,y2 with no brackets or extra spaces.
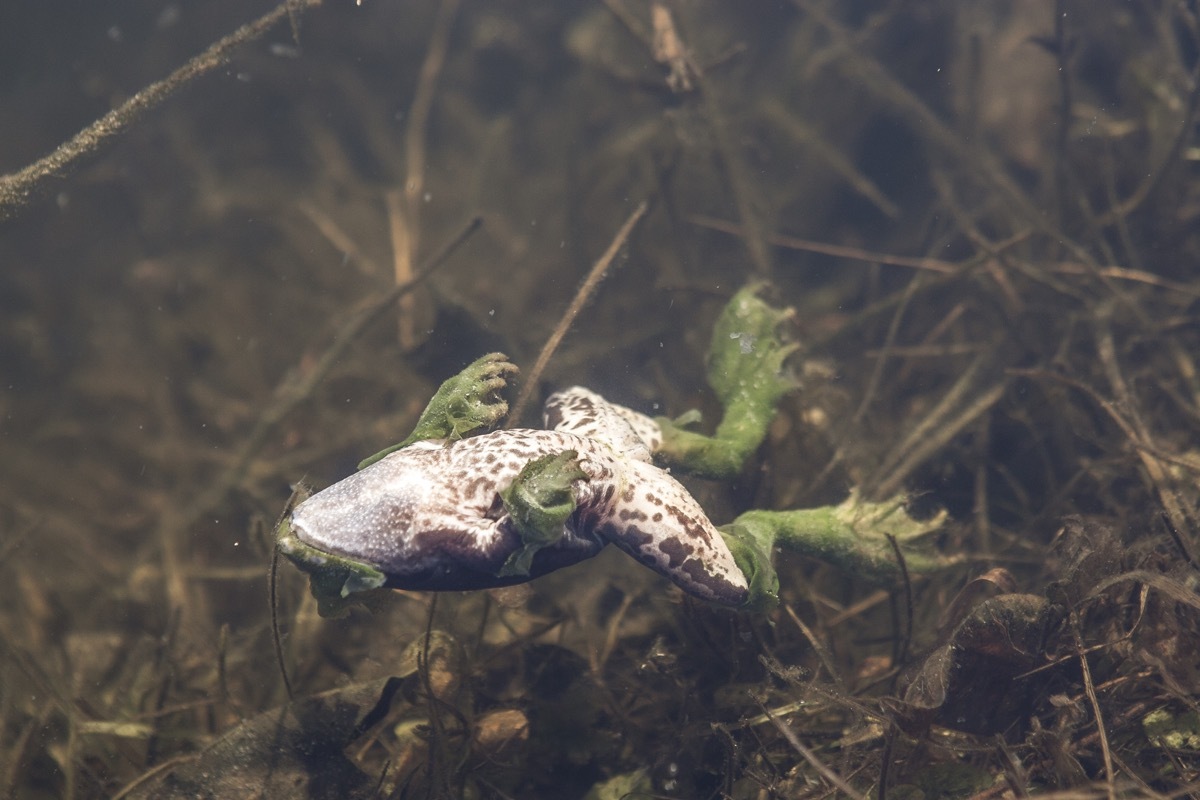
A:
290,389,749,605
543,387,663,458
591,456,748,605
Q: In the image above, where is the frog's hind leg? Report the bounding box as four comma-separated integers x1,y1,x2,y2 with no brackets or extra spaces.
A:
544,387,661,462
654,285,797,479
599,459,748,606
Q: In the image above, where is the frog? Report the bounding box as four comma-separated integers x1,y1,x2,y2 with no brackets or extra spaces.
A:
278,285,955,617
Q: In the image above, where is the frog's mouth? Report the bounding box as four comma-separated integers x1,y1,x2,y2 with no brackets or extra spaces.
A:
276,517,388,617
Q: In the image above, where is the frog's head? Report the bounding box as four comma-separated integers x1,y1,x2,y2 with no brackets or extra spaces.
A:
277,513,389,618
277,440,590,614
282,482,492,617
275,452,433,617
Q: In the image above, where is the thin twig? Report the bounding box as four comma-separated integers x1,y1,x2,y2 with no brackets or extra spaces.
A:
299,201,378,276
109,755,198,800
760,98,900,218
1095,55,1200,226
392,0,461,348
0,0,324,220
782,604,845,691
596,592,639,672
878,727,895,800
418,595,455,797
1052,0,1076,224
404,0,459,227
697,214,1200,297
1071,614,1116,800
875,379,1007,498
599,2,774,276
216,623,231,712
794,0,1044,228
268,549,292,699
854,274,920,424
871,351,1007,496
1094,315,1199,539
698,65,774,277
690,213,977,275
1016,365,1200,567
385,190,418,347
761,701,867,800
509,201,649,424
884,533,913,671
154,216,481,626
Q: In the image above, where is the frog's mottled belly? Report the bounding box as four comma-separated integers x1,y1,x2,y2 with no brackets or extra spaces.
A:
290,429,616,589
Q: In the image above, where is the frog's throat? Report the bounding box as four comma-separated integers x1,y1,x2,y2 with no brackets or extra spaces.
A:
276,518,387,602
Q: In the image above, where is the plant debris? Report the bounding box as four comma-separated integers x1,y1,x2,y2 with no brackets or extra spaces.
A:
1,1,1199,797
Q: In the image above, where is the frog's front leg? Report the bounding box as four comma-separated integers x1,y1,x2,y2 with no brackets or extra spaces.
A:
359,353,518,469
497,450,587,578
655,284,798,479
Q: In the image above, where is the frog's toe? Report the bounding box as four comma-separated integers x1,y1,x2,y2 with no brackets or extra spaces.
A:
475,353,518,388
442,354,519,435
469,352,520,385
448,399,509,437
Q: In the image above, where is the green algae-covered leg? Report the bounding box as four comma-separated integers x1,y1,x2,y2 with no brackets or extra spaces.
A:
716,523,780,613
359,353,518,469
497,450,586,578
656,284,797,479
720,492,959,609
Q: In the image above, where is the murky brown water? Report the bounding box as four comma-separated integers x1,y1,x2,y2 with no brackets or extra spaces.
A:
2,2,1198,797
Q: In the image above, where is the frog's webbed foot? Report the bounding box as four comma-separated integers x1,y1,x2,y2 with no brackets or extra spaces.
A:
725,491,958,594
706,282,798,409
497,450,586,578
430,351,518,437
360,353,518,469
657,284,798,479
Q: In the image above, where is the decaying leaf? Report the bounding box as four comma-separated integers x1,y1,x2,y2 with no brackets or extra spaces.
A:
892,593,1052,736
126,679,392,800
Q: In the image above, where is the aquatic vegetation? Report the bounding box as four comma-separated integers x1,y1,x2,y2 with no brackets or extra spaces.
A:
2,1,1199,797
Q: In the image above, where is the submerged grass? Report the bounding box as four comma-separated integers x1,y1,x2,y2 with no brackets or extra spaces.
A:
1,1,1199,797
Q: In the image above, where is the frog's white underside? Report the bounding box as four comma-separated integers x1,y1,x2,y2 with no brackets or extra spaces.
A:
290,387,748,605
